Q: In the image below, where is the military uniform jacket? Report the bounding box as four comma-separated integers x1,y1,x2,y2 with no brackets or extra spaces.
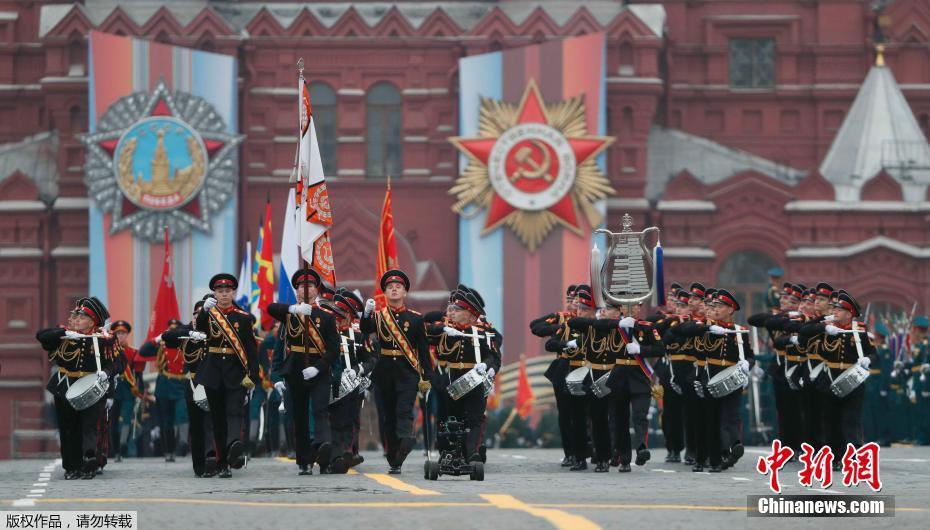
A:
360,306,433,381
748,310,788,382
36,327,119,398
267,302,339,382
544,319,585,388
658,315,696,385
193,305,260,390
334,325,375,379
769,313,811,388
799,320,877,393
580,318,665,395
678,319,755,383
426,321,501,391
163,323,207,377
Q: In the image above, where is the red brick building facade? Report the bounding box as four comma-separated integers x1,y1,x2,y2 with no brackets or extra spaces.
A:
1,0,929,457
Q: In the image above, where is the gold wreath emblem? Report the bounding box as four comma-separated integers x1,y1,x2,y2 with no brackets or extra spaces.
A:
117,127,206,208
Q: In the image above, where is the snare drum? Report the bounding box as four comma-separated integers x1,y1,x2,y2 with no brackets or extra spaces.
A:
590,371,611,399
706,365,748,398
447,368,485,401
830,365,869,398
191,382,210,411
65,374,109,411
565,366,590,396
331,370,361,403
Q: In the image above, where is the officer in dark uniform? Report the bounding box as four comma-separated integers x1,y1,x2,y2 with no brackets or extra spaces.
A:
163,297,216,477
36,297,118,479
426,287,501,465
530,285,578,467
139,318,186,462
681,283,708,469
361,269,434,474
109,320,143,463
266,269,340,475
658,290,693,463
679,289,754,472
799,291,876,468
545,285,595,470
748,283,804,454
322,292,374,473
863,321,890,445
194,273,260,478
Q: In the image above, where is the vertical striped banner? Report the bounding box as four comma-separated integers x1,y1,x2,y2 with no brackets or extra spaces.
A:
458,33,608,364
87,31,238,342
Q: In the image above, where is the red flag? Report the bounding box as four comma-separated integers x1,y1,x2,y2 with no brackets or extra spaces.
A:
515,356,535,418
257,200,275,330
374,180,399,309
146,229,180,343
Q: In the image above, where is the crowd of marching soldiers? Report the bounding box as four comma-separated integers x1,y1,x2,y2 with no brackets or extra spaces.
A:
36,268,503,480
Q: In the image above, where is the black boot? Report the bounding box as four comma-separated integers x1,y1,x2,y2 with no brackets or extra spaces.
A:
569,458,587,471
635,447,651,466
594,461,609,473
228,440,246,470
218,466,232,478
298,464,312,476
315,442,333,472
618,463,632,473
202,452,218,478
665,450,680,463
561,455,576,468
730,442,744,463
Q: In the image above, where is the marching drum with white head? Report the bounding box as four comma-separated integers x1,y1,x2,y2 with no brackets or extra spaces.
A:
706,365,749,398
565,366,590,396
830,364,869,398
447,368,486,400
191,381,210,411
65,374,109,410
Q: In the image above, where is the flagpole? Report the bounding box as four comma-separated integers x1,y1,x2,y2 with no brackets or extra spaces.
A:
297,58,311,354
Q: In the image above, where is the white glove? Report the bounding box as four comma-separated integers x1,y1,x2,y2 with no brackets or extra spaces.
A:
709,325,727,335
825,324,841,336
357,312,363,319
921,363,930,374
357,365,366,376
189,331,207,341
364,299,376,317
343,368,357,379
475,363,487,375
203,297,217,310
857,357,871,370
626,341,641,355
106,398,114,410
274,381,286,396
788,311,801,318
64,330,84,340
244,388,252,406
487,367,496,379
738,360,750,374
565,339,578,350
96,370,109,382
894,360,904,370
618,317,636,330
823,315,835,322
789,336,799,346
289,303,313,316
443,326,464,337
302,366,319,380
154,334,163,345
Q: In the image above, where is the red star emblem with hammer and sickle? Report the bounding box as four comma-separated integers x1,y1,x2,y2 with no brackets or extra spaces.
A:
451,80,614,237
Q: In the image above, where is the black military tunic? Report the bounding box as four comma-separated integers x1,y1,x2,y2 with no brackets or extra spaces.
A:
36,328,119,475
545,320,588,464
163,323,214,477
267,302,340,470
531,311,576,462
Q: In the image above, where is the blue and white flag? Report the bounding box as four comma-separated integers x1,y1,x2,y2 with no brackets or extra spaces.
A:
277,188,299,305
235,240,252,310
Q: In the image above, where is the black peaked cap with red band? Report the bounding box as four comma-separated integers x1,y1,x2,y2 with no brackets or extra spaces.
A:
74,296,110,327
380,269,410,291
815,282,834,298
330,294,354,318
690,282,706,298
566,284,578,297
451,288,485,317
575,284,596,308
210,273,238,291
110,320,132,333
336,288,364,313
714,289,741,311
291,268,321,289
830,291,861,317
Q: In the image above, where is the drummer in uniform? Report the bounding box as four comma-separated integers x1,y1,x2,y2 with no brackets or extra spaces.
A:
323,291,374,473
679,289,754,472
361,269,434,474
266,269,341,475
427,287,501,465
109,320,143,463
658,289,693,463
545,285,595,470
799,291,876,467
163,298,216,477
194,273,260,478
529,284,578,467
139,318,186,462
36,297,118,479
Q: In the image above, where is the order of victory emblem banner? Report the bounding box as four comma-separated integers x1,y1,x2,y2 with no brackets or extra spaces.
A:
450,77,614,251
82,80,242,242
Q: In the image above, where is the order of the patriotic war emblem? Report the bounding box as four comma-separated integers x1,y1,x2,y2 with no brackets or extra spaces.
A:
81,81,243,242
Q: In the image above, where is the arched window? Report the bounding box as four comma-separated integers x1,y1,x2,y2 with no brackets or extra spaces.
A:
68,38,85,76
619,42,634,76
309,82,337,176
716,250,780,323
366,82,402,179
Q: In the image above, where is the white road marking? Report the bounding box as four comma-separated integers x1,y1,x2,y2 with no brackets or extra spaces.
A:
12,500,35,507
731,477,751,481
13,459,57,507
651,469,676,473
